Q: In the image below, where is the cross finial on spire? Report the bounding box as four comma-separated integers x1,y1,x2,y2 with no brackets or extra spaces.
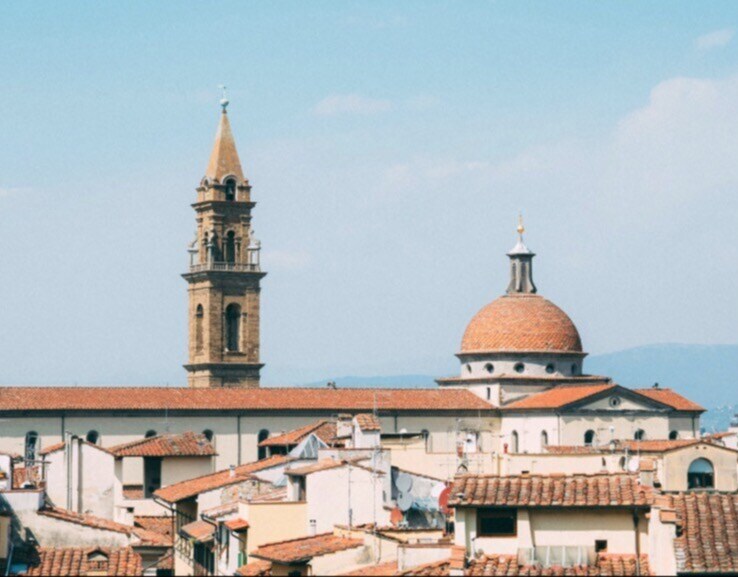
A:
517,213,525,240
218,84,229,113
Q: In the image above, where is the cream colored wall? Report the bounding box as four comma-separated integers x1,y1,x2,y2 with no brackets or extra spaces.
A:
384,437,498,480
500,415,559,454
648,507,678,576
503,453,625,476
161,457,214,487
458,508,647,558
0,417,63,458
15,510,130,548
310,545,373,575
560,414,668,445
661,444,738,492
238,501,308,553
397,544,451,572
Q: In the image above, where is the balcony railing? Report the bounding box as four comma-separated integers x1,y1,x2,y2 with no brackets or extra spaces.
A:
189,262,260,273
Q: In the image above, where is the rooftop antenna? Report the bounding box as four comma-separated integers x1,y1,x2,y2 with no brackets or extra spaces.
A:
218,84,229,112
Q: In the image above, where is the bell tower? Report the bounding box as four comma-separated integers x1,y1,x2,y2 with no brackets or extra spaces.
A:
183,96,266,388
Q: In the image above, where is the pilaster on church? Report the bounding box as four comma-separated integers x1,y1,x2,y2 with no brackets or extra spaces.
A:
182,99,266,388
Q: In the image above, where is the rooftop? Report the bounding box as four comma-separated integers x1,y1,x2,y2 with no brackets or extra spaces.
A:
154,455,292,503
21,547,143,577
259,420,337,447
355,413,381,431
251,532,364,564
0,387,493,413
449,472,653,508
109,432,215,458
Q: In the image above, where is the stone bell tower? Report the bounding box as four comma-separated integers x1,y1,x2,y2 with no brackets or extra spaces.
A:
183,96,266,388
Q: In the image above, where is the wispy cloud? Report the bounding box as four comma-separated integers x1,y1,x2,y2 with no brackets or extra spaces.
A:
695,28,734,51
313,94,393,117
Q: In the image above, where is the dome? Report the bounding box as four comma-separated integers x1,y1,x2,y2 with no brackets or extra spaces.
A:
461,294,583,354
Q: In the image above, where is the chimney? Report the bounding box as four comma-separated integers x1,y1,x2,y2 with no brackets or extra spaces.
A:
229,465,236,478
309,519,317,536
639,459,655,487
336,414,353,440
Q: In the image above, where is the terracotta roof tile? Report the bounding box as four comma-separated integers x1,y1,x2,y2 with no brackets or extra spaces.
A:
122,485,144,500
449,473,653,508
249,487,287,503
397,559,450,576
259,420,337,447
0,387,492,412
22,547,143,576
39,440,113,457
180,520,215,543
236,560,272,576
251,533,363,564
503,384,615,410
133,516,173,545
634,388,705,412
465,554,650,576
154,455,292,503
12,465,40,489
286,458,376,477
225,518,250,531
344,561,399,576
355,414,381,431
110,432,215,458
673,493,738,574
461,294,583,354
545,438,731,455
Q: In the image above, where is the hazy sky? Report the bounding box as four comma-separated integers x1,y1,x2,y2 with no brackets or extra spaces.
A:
1,1,737,385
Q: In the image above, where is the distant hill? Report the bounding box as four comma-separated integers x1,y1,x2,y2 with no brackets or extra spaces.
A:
283,344,738,430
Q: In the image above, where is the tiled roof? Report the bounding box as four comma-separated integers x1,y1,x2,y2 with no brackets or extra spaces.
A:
672,493,738,574
22,547,143,576
449,473,653,508
461,294,583,354
180,520,215,543
38,507,169,545
0,387,492,412
464,554,650,576
397,559,450,576
39,440,113,457
122,485,144,500
503,384,615,410
344,561,399,576
251,533,364,564
634,388,705,412
355,413,381,431
12,465,40,489
133,516,173,545
110,432,215,458
154,455,292,503
250,486,287,503
259,420,337,447
545,437,731,455
201,501,240,519
225,518,250,531
236,560,273,576
286,458,376,477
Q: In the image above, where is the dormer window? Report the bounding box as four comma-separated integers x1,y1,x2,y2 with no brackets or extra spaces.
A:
87,550,109,575
224,178,237,201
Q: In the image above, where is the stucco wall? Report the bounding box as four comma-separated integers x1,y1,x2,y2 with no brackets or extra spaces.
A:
238,501,308,553
16,510,130,548
661,444,738,492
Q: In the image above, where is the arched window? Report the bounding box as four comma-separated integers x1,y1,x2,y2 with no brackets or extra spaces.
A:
510,431,519,454
571,363,580,376
584,430,596,446
669,430,679,440
257,429,270,460
202,429,214,442
86,431,100,445
25,431,39,462
514,362,525,374
195,305,204,352
224,178,236,201
619,456,627,471
540,430,549,449
225,304,241,352
634,429,646,441
145,430,157,438
687,458,714,489
224,231,236,264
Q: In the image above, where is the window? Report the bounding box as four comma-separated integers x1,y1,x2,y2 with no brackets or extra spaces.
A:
224,231,236,263
609,396,621,408
24,431,39,462
486,387,491,401
202,429,214,442
595,540,608,553
224,178,236,201
687,458,714,489
545,363,555,374
485,363,494,374
421,429,431,452
257,429,270,460
195,305,204,352
571,363,580,375
143,457,162,498
514,362,525,374
619,456,627,471
634,429,646,441
87,550,109,575
145,430,157,438
510,431,519,454
584,430,596,446
478,508,517,537
669,430,679,440
86,431,100,445
225,304,241,352
465,363,472,374
540,430,548,449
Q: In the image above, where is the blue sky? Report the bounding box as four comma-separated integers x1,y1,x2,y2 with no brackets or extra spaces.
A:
1,1,737,384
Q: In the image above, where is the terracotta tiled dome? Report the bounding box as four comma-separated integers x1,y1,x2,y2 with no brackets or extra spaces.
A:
461,294,582,354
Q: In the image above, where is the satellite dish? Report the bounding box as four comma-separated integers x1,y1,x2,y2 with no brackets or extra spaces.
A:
397,491,414,512
430,484,445,499
396,473,413,493
627,457,640,473
416,480,431,499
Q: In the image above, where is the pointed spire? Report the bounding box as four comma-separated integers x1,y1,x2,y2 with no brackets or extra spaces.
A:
507,214,537,294
205,91,245,183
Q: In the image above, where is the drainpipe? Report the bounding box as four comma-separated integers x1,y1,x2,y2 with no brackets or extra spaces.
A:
632,508,641,576
237,415,242,466
65,432,73,511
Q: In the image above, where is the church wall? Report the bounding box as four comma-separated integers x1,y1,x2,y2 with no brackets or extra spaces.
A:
161,457,215,487
667,415,699,439
500,414,560,454
560,414,669,446
503,453,625,476
661,444,738,492
0,416,63,458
